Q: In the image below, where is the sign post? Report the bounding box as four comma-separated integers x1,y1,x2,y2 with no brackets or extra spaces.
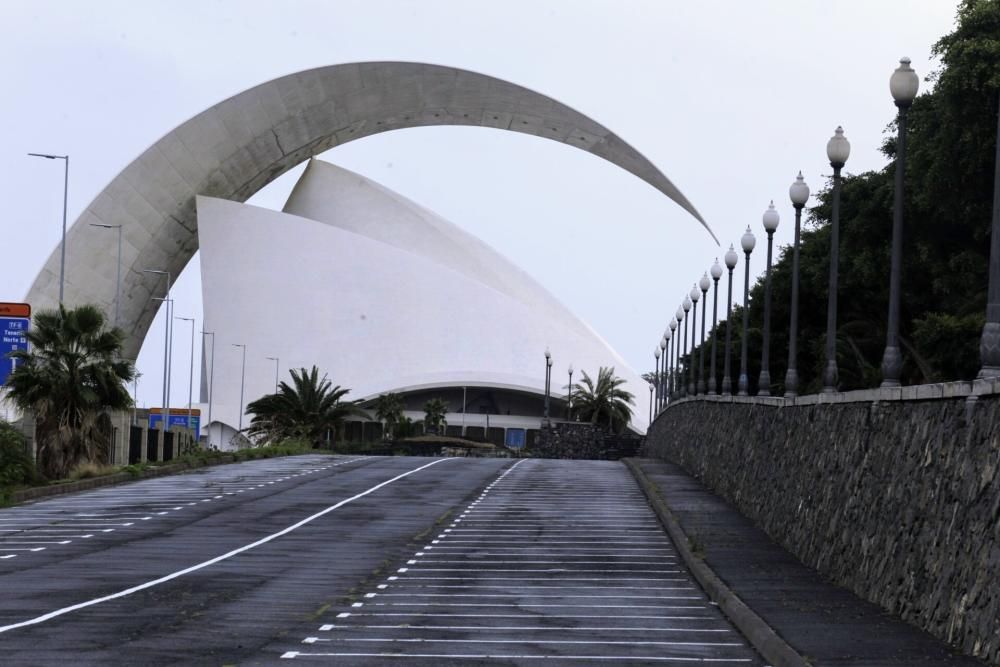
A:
0,303,31,388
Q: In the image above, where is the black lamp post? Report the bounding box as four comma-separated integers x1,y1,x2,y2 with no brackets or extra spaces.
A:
738,226,756,396
659,334,668,410
653,346,661,410
709,259,723,395
785,172,810,397
881,57,919,387
681,298,691,397
722,245,738,395
669,317,679,400
648,383,654,424
823,126,851,393
543,348,552,426
758,202,780,396
567,364,573,419
688,285,700,395
698,272,710,395
980,91,1000,378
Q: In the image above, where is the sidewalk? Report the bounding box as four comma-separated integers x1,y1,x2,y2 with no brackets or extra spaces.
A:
627,458,986,667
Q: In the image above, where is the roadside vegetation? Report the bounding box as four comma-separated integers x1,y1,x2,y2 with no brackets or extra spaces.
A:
569,366,636,434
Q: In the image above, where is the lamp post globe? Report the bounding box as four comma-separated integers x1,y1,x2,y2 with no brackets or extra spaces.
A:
709,259,723,394
881,58,919,388
669,317,679,398
698,272,711,394
824,127,850,393
786,172,810,397
758,201,779,396
738,226,756,396
722,244,739,395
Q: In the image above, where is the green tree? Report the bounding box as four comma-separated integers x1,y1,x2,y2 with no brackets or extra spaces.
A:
570,367,635,433
0,420,39,490
4,305,135,479
245,366,367,447
422,398,449,434
373,392,404,440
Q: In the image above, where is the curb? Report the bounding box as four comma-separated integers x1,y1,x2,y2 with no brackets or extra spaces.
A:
8,453,320,505
623,457,808,667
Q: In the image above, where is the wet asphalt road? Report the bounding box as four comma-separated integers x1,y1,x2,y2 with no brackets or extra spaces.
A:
0,455,761,666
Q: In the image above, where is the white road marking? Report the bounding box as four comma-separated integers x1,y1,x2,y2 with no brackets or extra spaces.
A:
283,652,752,662
0,458,450,634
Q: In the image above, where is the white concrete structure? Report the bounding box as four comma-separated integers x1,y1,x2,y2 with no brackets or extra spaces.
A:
24,62,715,360
197,160,650,441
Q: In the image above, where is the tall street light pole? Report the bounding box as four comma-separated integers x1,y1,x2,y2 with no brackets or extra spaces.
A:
266,356,280,393
88,223,122,328
709,259,723,395
980,90,1000,378
681,298,691,397
202,330,215,444
145,269,172,430
660,334,668,409
567,364,573,420
698,272,710,395
759,202,780,396
738,227,757,396
688,285,700,395
543,348,551,426
824,127,851,393
648,383,654,425
653,347,661,410
722,246,738,395
881,58,920,387
786,173,810,397
233,344,247,435
669,318,678,400
176,316,195,430
28,153,69,305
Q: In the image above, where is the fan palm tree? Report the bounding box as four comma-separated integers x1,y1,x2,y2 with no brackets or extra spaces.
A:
245,366,367,447
422,398,449,435
373,392,404,440
570,366,635,434
5,304,135,479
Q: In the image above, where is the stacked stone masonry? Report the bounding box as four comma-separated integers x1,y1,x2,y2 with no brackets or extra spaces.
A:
644,395,1000,665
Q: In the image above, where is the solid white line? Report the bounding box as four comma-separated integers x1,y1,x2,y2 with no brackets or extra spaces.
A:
308,638,740,647
0,458,451,634
282,652,751,662
323,625,729,633
373,604,705,609
374,594,700,599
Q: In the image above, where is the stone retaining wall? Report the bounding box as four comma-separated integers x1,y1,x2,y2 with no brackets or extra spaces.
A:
644,394,1000,664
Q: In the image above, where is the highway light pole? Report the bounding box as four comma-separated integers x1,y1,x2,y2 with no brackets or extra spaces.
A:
202,330,215,445
28,153,69,305
176,316,195,430
881,58,919,388
233,344,247,435
266,356,280,393
145,269,172,431
88,223,122,327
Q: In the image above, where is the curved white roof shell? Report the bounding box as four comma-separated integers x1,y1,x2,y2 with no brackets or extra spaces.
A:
24,61,715,361
198,161,649,433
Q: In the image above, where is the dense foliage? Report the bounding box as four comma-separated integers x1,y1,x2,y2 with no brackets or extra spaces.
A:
570,367,635,433
245,366,368,446
686,1,1000,394
5,305,134,479
0,420,38,491
373,392,404,439
422,398,449,434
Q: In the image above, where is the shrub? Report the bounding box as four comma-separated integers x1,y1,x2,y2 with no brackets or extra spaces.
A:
0,421,40,488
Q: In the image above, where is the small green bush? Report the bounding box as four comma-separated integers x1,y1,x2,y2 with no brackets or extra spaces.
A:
0,421,40,489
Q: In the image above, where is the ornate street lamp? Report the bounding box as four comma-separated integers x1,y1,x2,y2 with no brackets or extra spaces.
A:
709,259,723,395
669,317,679,399
688,285,700,395
785,172,810,397
653,346,661,409
681,298,692,397
698,272,710,394
567,363,574,419
648,382,654,424
722,245,739,395
758,201,780,396
543,348,552,425
823,126,851,393
881,57,919,387
980,90,1000,378
659,335,668,409
738,226,756,396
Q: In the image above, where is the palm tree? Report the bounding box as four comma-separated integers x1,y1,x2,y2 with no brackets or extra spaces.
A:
244,366,367,447
5,305,135,479
422,398,449,435
570,366,635,434
373,392,403,440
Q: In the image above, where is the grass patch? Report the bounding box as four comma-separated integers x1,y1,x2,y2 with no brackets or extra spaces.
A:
68,462,120,480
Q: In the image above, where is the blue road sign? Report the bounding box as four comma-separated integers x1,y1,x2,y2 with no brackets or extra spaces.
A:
505,428,526,449
0,316,30,387
149,412,201,433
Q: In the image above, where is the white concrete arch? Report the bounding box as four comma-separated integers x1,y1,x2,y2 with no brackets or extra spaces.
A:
25,61,714,358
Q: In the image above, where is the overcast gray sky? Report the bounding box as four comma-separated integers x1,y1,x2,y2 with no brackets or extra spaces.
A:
2,0,959,410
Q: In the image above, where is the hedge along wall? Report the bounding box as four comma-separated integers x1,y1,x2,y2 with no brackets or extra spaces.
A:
644,394,1000,664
